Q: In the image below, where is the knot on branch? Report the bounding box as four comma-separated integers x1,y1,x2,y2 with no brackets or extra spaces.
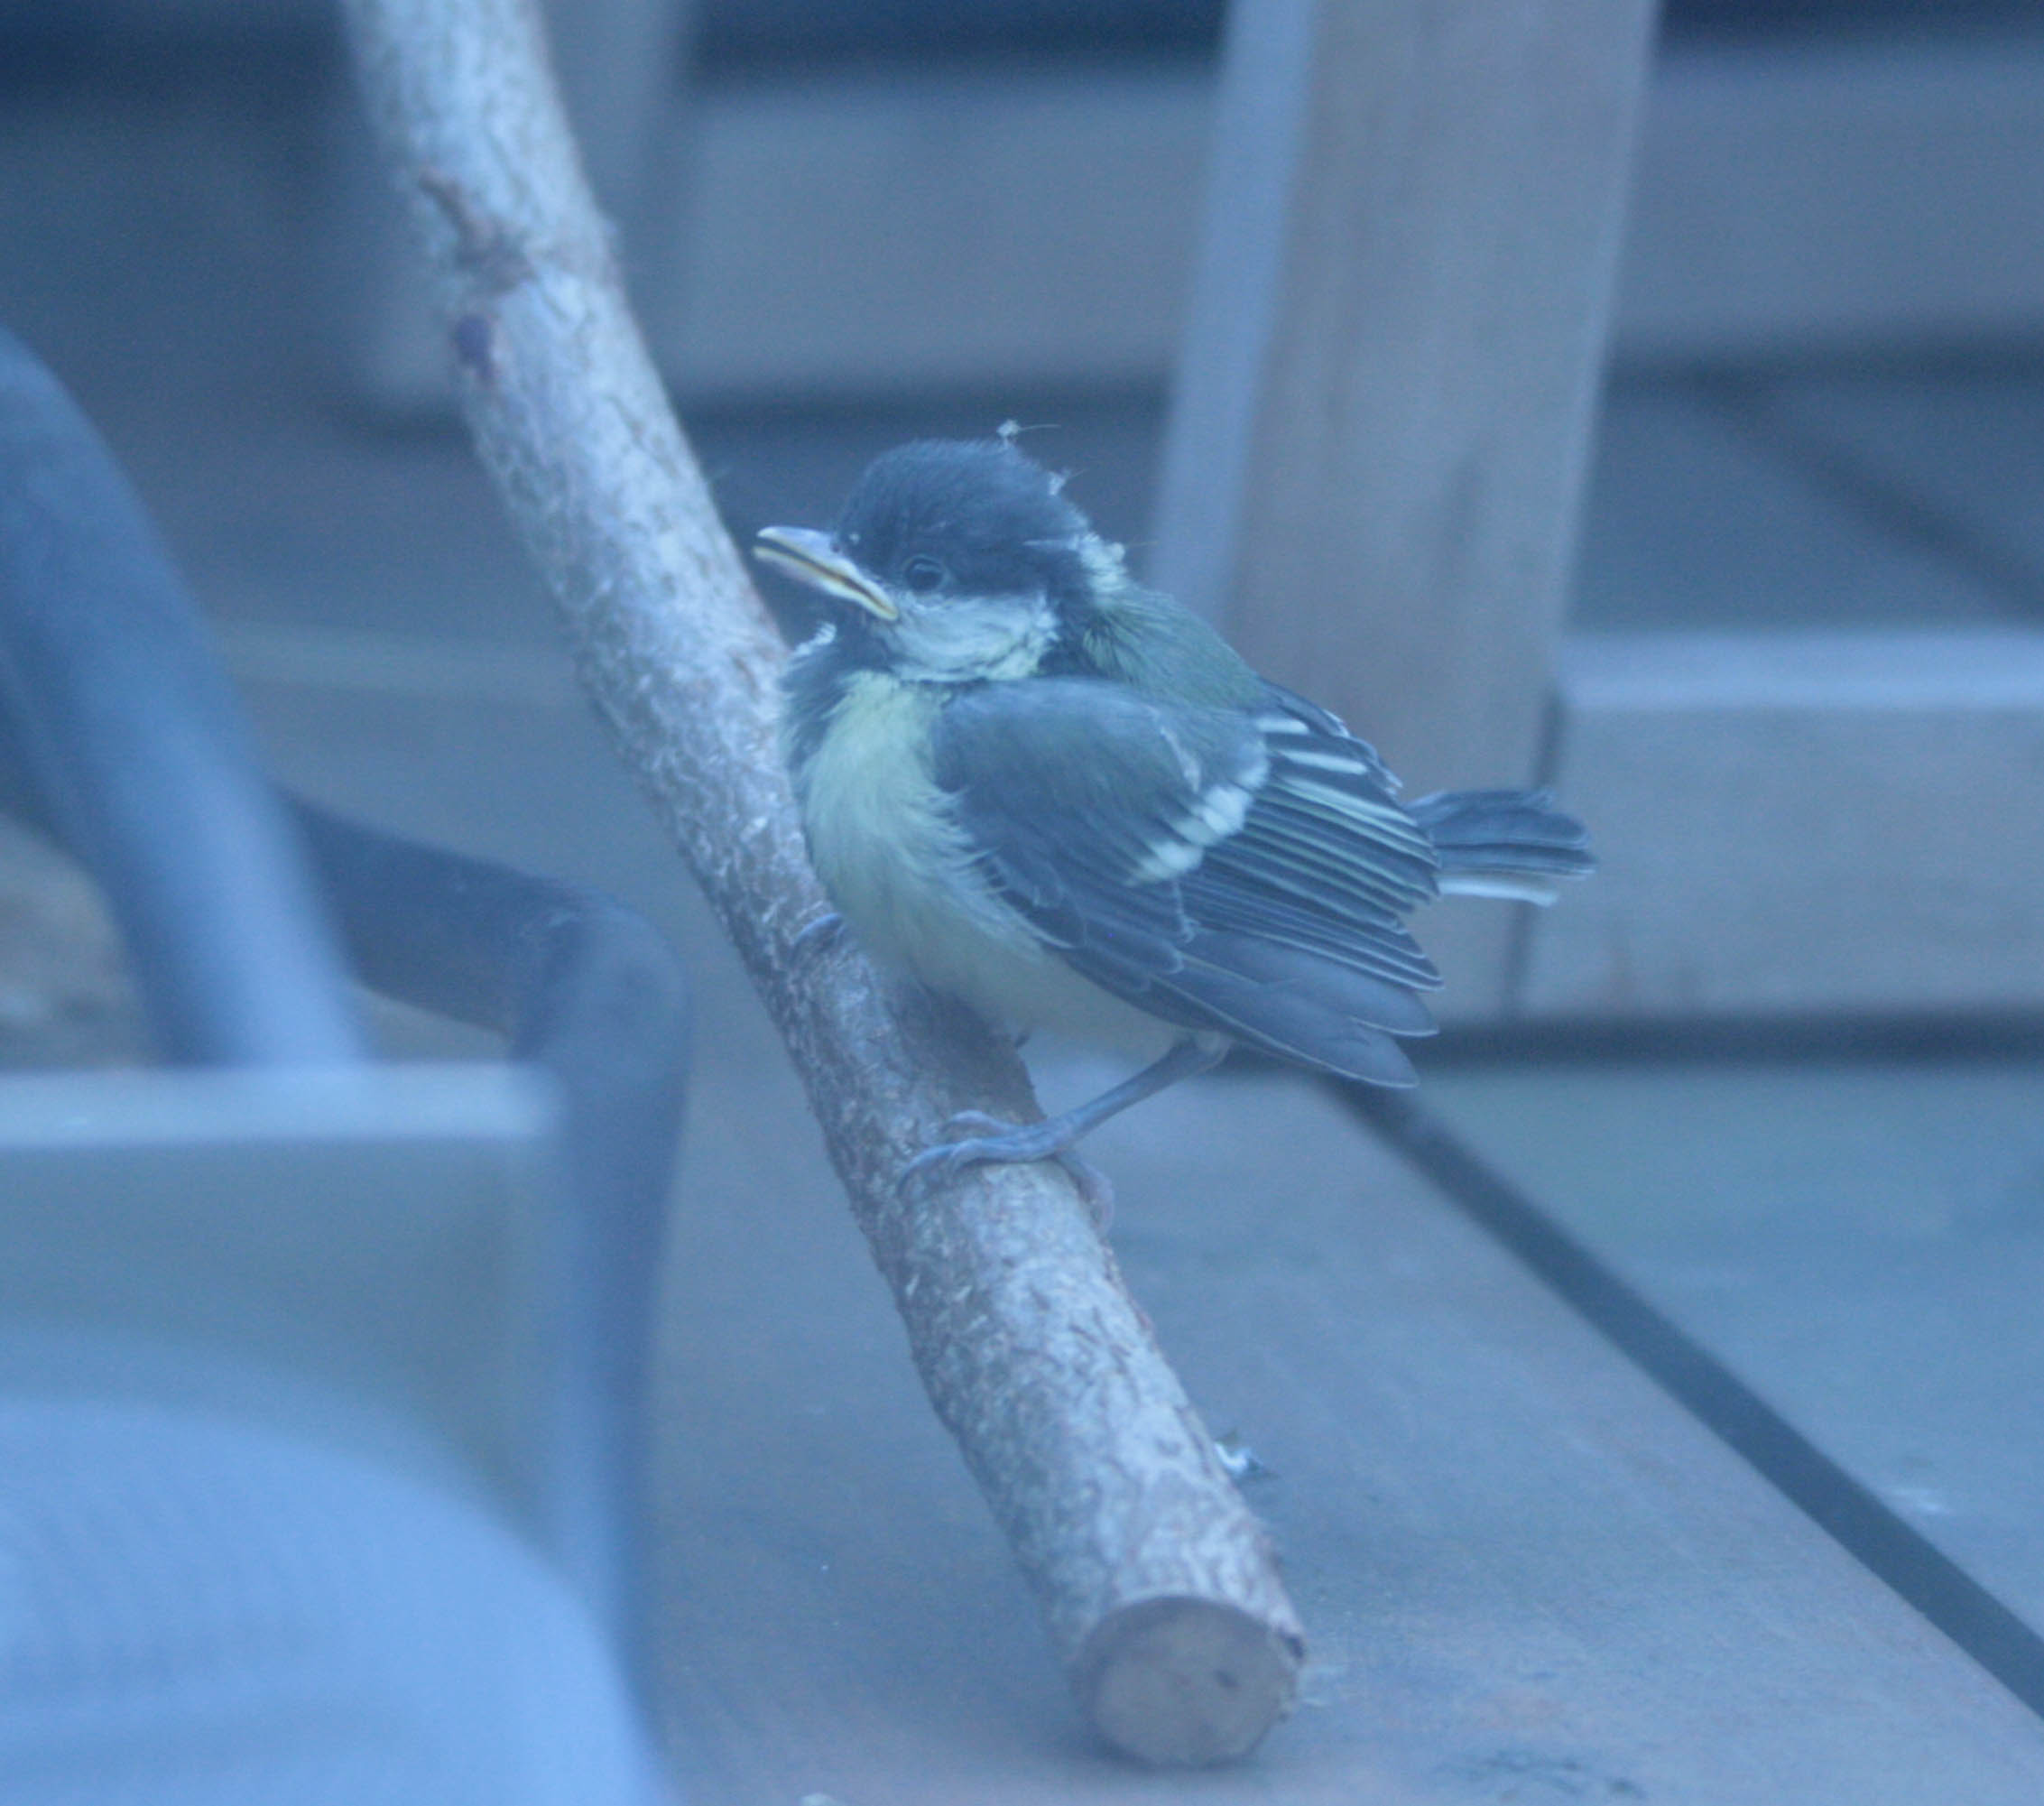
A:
418,166,537,293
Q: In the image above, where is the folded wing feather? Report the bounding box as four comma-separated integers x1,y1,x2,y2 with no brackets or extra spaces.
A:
933,678,1446,1082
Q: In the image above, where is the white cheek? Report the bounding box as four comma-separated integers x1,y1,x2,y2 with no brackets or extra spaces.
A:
891,593,1057,681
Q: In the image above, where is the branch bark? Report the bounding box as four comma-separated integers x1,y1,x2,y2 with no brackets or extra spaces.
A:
338,0,1304,1764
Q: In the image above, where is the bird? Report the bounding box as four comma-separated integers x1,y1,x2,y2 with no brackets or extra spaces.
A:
755,436,1593,1208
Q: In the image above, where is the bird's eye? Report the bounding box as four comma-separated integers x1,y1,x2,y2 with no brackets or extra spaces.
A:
901,555,947,594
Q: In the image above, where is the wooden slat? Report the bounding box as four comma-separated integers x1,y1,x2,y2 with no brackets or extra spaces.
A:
217,579,2044,1799
236,661,2044,1793
652,1057,2044,1801
1521,629,2044,1016
1151,0,1654,1012
1615,39,2044,362
646,67,1212,398
1746,370,2044,599
1425,1059,2044,1636
338,38,2044,406
1571,384,2022,634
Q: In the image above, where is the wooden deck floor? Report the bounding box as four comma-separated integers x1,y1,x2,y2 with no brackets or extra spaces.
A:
6,64,2044,1790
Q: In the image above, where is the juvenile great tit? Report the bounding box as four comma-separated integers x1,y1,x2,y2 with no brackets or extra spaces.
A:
757,437,1593,1202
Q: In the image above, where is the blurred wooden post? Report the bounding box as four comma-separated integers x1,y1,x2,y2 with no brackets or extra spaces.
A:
1153,0,1657,1013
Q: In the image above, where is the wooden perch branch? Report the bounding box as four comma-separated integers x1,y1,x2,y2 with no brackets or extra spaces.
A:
339,0,1303,1764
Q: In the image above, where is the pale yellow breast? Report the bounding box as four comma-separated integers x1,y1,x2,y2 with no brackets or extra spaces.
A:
794,671,1029,983
791,670,1175,1058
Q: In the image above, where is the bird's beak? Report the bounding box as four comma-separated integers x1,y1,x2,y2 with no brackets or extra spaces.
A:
753,526,900,622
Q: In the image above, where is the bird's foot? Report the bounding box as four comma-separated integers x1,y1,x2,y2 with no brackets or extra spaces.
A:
900,1110,1116,1228
1214,1430,1275,1483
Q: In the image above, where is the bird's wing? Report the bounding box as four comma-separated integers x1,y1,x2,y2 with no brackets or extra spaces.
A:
932,678,1443,1085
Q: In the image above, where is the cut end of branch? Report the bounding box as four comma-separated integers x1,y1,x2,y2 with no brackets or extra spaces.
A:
1074,1595,1304,1767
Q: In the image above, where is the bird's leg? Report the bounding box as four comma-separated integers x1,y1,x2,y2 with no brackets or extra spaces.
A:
936,1036,1228,1162
921,1111,1121,1224
901,1036,1227,1224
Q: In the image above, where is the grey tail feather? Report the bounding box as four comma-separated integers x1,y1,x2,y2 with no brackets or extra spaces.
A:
1410,789,1596,894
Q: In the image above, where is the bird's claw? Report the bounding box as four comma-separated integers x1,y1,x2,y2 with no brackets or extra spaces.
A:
791,910,847,959
899,1110,1116,1228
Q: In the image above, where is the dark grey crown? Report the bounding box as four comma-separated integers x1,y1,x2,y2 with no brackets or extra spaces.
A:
835,440,1093,608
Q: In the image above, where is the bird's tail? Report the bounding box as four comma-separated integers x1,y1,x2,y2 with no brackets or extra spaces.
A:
1410,789,1596,905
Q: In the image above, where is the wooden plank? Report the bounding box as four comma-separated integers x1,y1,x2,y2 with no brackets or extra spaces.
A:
1426,1059,2044,1637
641,36,2044,387
652,1054,2044,1801
1616,38,2044,363
1572,384,2022,633
1521,630,2044,1016
647,35,2044,388
335,40,2044,408
1743,368,2044,602
643,67,1212,399
227,651,2044,1792
1151,0,1653,1012
208,555,2044,1796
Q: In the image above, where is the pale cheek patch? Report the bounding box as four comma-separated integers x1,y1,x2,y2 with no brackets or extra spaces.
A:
1077,532,1132,596
890,592,1059,682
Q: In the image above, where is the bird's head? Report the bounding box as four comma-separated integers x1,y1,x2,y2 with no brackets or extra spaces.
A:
756,439,1119,683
